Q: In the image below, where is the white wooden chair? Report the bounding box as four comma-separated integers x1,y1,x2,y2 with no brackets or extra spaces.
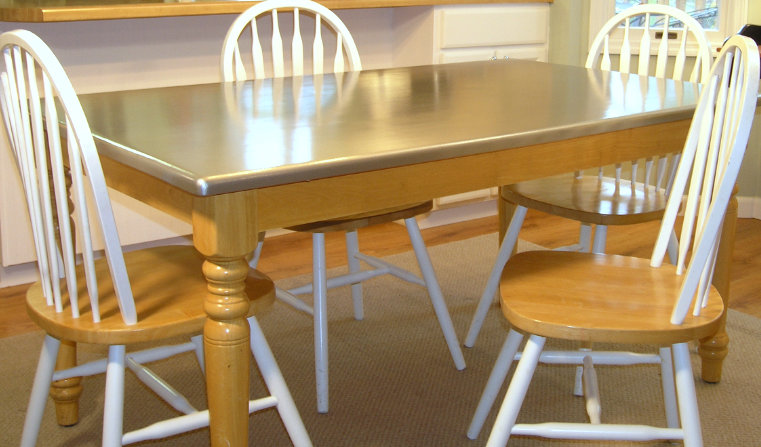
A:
465,4,714,348
0,29,311,446
466,34,759,446
220,0,465,414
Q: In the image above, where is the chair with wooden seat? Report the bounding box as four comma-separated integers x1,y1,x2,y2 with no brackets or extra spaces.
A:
220,0,465,414
465,3,715,348
466,34,759,446
0,29,311,446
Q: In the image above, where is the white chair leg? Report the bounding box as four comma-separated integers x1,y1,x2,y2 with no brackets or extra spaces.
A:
573,346,592,397
467,329,524,440
191,334,205,375
247,239,265,269
404,217,466,370
591,224,608,254
248,316,313,447
485,334,546,447
464,205,527,348
312,233,330,413
579,223,593,252
672,342,703,446
667,230,679,265
345,230,364,320
103,345,126,447
21,335,61,447
659,346,679,428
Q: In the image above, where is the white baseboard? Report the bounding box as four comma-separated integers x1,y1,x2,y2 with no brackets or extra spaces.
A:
416,199,498,229
0,262,39,288
737,195,761,219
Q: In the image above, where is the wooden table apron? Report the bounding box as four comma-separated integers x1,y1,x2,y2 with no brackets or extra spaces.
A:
75,60,731,446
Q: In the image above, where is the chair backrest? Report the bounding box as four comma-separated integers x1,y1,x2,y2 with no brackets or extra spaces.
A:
587,4,713,83
650,35,758,324
584,4,714,191
220,0,362,82
0,30,137,325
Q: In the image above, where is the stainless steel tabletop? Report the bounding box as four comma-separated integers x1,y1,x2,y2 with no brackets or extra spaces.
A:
79,59,700,196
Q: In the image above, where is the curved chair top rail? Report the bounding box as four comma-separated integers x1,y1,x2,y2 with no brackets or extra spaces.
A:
220,0,362,81
586,4,713,84
0,29,136,324
651,34,759,324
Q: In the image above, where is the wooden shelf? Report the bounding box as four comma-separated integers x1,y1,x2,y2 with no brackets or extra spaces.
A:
0,0,551,22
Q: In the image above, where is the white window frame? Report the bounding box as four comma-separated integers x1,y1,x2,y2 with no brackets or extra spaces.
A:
589,1,748,57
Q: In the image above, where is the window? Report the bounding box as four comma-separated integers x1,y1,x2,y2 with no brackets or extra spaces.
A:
590,0,748,54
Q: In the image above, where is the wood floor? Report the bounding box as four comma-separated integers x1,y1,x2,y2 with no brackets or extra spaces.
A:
1,209,760,338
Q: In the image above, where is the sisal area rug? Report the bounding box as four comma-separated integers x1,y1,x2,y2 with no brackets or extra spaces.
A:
2,234,760,446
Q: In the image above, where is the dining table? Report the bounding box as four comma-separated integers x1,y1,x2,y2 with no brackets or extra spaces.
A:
70,58,731,446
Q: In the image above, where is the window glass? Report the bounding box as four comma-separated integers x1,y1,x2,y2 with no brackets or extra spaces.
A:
615,1,719,31
591,1,746,53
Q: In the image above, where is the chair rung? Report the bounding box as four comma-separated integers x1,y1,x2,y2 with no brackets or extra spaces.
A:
52,342,198,381
515,350,662,365
355,253,426,286
122,396,279,445
285,251,426,297
511,422,683,441
275,287,315,315
287,267,390,295
126,357,198,415
582,355,601,424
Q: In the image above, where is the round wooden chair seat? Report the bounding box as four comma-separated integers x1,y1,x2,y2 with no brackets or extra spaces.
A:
286,200,433,233
502,175,668,226
500,250,724,345
26,245,275,345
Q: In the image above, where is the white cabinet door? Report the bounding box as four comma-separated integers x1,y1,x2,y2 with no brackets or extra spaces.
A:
436,4,549,50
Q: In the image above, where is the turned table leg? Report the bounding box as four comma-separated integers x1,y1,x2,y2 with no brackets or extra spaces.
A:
202,257,252,446
698,186,738,383
49,340,82,426
193,192,259,447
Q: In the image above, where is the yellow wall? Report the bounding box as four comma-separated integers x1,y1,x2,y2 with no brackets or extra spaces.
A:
749,2,761,23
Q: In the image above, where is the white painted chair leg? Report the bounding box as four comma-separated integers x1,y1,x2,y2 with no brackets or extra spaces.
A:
312,233,330,413
249,316,313,447
404,217,466,370
247,239,265,269
467,329,524,440
578,223,593,252
464,206,527,348
592,224,608,254
485,334,546,447
672,342,703,446
659,346,679,429
103,345,126,447
667,230,679,265
573,346,592,397
345,230,364,320
191,334,205,375
21,335,61,447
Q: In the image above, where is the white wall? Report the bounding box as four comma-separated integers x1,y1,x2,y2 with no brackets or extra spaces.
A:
1,10,397,94
0,9,404,286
